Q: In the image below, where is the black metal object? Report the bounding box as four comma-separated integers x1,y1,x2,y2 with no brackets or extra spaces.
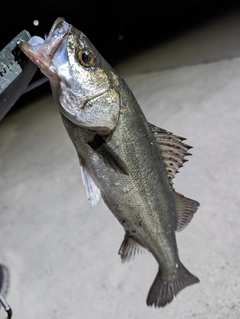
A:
0,30,37,120
0,294,12,319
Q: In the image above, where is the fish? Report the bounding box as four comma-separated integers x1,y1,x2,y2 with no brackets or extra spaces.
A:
18,17,200,307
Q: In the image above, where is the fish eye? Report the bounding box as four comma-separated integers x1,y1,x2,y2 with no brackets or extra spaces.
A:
77,49,95,67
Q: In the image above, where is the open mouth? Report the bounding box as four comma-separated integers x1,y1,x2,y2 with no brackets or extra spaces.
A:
18,17,71,67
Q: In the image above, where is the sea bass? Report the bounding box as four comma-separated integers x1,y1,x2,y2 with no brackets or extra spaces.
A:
18,17,200,307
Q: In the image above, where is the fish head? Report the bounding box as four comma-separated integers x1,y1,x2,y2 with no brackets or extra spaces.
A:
18,17,120,135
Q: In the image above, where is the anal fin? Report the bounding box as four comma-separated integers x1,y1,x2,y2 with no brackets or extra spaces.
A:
118,232,146,263
175,192,200,231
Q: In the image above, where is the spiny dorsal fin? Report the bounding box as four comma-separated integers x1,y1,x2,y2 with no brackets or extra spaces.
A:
118,232,146,263
149,123,192,186
175,192,200,231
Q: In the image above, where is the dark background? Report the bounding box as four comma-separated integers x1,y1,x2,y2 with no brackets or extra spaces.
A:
3,0,239,64
1,0,239,109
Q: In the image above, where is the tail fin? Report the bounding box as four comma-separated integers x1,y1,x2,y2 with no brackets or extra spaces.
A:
146,265,199,307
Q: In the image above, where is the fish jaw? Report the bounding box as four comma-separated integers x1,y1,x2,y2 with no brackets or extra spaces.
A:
18,17,120,134
18,17,70,82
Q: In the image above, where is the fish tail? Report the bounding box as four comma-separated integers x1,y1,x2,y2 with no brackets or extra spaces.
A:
146,264,199,307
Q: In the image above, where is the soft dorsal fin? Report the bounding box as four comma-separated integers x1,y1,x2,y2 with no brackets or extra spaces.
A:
118,232,147,263
149,123,192,186
174,192,200,231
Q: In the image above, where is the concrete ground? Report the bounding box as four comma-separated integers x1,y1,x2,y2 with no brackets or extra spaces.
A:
1,8,240,319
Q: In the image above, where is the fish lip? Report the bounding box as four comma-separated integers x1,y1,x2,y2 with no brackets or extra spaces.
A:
48,17,67,38
43,17,71,59
18,17,71,67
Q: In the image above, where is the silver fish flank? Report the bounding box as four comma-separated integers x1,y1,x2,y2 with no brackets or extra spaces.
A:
18,17,200,307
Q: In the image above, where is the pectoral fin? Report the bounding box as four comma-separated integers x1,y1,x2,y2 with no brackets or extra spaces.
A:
175,192,200,231
78,156,101,206
149,123,192,186
118,232,146,263
88,135,129,175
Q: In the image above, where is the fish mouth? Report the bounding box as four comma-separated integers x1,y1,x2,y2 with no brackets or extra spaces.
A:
18,17,71,70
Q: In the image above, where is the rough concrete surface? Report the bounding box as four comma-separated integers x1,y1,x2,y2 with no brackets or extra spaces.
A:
0,9,240,319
